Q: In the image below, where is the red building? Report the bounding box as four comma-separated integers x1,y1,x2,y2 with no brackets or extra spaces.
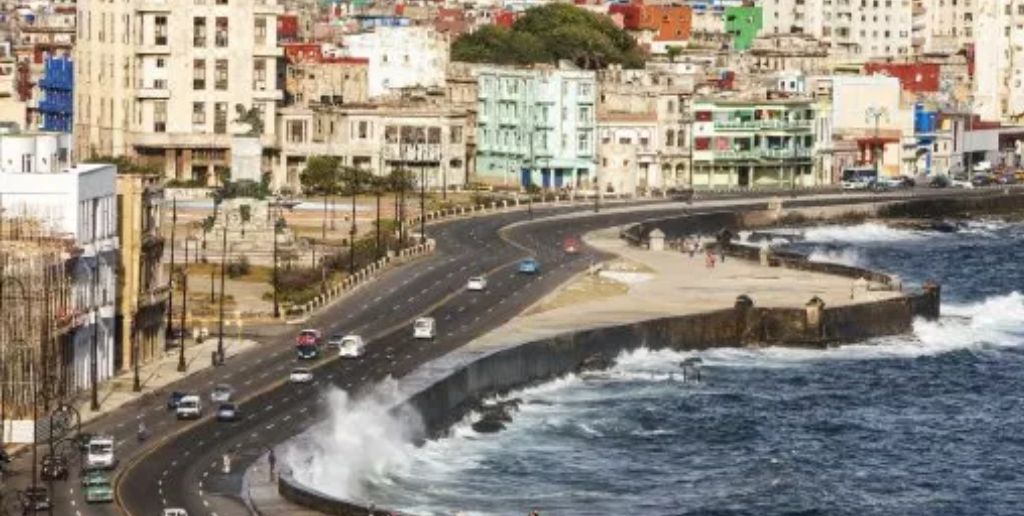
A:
863,62,940,93
435,8,469,35
277,14,299,43
609,3,643,30
283,43,323,64
642,4,692,41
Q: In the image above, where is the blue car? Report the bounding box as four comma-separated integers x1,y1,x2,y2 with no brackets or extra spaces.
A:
518,258,540,274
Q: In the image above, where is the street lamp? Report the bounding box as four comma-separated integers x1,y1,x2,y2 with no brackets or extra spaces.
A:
177,267,187,373
165,198,177,339
272,217,284,319
418,143,426,245
865,106,889,173
216,214,229,365
88,257,101,412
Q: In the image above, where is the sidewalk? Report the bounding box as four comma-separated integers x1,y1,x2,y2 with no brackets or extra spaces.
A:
74,336,260,425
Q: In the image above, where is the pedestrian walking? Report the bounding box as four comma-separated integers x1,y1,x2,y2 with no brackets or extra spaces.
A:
267,447,276,480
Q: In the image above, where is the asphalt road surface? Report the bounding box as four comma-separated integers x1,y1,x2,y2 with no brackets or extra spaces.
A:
4,188,1012,516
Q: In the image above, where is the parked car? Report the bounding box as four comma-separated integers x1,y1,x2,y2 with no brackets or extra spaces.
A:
996,173,1018,185
210,384,233,403
338,335,366,358
40,455,68,481
518,258,540,275
289,368,314,384
413,317,437,340
326,334,345,350
216,403,239,422
952,177,974,189
466,276,487,291
971,174,994,187
166,391,185,410
929,175,951,188
163,509,188,516
21,487,51,513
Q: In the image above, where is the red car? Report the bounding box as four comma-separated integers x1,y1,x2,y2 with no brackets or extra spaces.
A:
296,329,321,346
563,237,580,254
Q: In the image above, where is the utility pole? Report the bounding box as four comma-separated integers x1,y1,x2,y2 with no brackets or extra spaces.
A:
349,176,357,275
90,259,100,412
865,106,888,174
272,218,280,319
216,217,228,365
177,268,187,372
165,198,176,338
419,151,426,245
132,319,140,392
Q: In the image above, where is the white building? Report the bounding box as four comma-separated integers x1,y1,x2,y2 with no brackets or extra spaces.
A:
341,26,449,99
760,0,914,60
0,132,118,393
973,0,1024,123
74,0,284,183
919,0,974,55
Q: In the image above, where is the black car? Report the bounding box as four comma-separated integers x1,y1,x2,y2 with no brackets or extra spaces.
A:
167,391,186,410
216,403,239,422
40,455,68,481
20,487,51,514
971,174,994,187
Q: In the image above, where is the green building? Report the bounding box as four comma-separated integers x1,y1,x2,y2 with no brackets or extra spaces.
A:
724,6,762,51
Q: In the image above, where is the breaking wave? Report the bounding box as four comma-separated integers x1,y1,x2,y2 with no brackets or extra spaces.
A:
800,222,928,243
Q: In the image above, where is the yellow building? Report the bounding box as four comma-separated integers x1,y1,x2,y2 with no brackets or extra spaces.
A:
116,174,167,372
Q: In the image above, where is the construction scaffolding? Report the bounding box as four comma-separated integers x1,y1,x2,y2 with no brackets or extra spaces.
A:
0,214,77,442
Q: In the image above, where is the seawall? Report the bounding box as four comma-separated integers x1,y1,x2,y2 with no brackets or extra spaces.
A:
275,201,948,515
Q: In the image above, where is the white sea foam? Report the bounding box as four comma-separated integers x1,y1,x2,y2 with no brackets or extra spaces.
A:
800,222,927,244
807,247,864,267
282,379,422,500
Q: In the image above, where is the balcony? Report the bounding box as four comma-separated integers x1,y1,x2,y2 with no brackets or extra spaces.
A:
711,149,760,161
762,148,812,160
714,119,813,131
136,45,170,55
382,143,443,162
136,86,170,99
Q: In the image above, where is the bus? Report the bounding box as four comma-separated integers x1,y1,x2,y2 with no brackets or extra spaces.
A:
841,166,878,190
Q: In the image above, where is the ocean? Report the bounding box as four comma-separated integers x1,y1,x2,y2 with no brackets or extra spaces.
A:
321,221,1024,515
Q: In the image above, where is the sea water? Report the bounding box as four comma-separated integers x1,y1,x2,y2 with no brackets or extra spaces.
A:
343,221,1024,515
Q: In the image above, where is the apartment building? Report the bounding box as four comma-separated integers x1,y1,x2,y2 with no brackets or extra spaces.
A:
74,0,284,183
276,94,470,191
690,98,822,189
115,174,166,373
475,65,597,189
918,0,974,55
285,56,369,108
341,26,449,99
973,0,1024,123
760,0,914,60
0,132,119,394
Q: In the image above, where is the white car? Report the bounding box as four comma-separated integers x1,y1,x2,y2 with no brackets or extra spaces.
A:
163,509,188,516
84,436,117,470
289,368,314,383
326,334,345,350
176,395,202,420
467,276,487,291
210,384,233,403
951,178,974,189
413,317,436,339
338,335,366,358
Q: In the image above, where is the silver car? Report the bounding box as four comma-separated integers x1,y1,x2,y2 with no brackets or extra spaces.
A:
210,384,233,403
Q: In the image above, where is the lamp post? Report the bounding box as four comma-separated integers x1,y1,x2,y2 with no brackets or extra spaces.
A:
90,258,100,412
419,144,426,245
272,217,283,319
964,98,974,177
131,319,140,392
865,106,889,174
216,215,228,365
177,268,187,372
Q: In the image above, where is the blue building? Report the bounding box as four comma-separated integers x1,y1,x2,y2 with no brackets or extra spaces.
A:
38,55,73,133
913,103,937,175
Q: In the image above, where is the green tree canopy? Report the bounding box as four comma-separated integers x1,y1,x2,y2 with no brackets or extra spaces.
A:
452,4,645,69
300,156,342,196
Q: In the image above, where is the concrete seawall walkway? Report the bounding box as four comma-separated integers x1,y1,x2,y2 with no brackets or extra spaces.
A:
466,226,902,352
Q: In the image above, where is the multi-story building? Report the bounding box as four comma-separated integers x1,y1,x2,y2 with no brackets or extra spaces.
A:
0,131,119,393
38,54,73,133
475,65,597,189
341,26,449,99
760,0,914,60
74,0,284,183
690,98,824,189
115,174,166,373
918,0,974,55
285,56,369,108
973,0,1024,123
275,93,470,191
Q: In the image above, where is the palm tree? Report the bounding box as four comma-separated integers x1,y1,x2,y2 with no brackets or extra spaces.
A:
387,168,414,246
368,176,388,259
300,155,342,245
339,166,371,274
200,215,215,262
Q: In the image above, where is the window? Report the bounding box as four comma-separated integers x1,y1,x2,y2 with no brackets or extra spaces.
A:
192,59,205,89
21,153,31,172
254,17,266,46
156,57,165,68
192,102,206,126
215,17,228,47
193,17,206,47
214,102,227,133
154,100,167,132
154,16,167,46
358,121,368,139
578,106,591,123
215,59,228,90
666,129,675,147
450,126,462,144
428,127,441,144
577,132,589,154
253,59,266,90
287,120,306,143
694,137,710,150
385,125,398,143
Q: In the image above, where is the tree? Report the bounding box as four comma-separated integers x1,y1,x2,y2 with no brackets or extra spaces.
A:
451,4,646,69
238,204,251,237
300,156,342,245
200,215,215,261
338,166,372,273
666,45,683,63
367,176,389,259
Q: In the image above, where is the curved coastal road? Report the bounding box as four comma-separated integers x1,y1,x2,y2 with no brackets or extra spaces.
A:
24,188,1009,516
